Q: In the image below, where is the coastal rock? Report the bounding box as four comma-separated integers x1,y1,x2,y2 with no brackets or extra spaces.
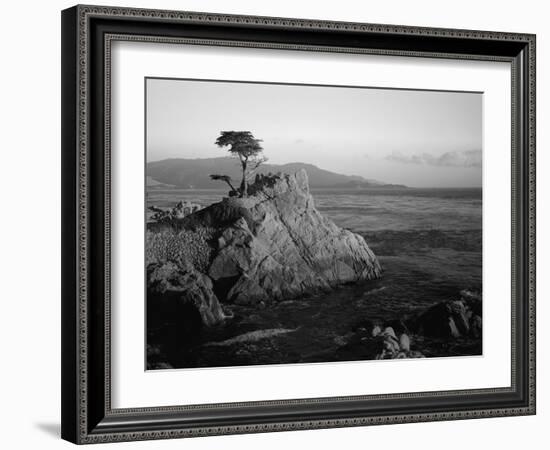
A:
448,317,461,338
201,170,381,304
470,315,482,338
413,295,482,339
399,333,411,352
373,332,423,359
382,327,397,340
385,319,410,335
149,201,202,223
172,200,202,219
460,289,482,317
147,262,227,326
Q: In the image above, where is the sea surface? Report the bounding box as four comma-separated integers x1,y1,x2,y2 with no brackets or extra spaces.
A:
146,188,482,368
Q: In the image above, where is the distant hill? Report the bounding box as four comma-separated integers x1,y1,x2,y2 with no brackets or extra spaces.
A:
146,176,175,189
146,157,406,189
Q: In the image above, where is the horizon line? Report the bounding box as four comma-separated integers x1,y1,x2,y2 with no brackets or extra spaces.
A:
146,156,483,190
146,157,482,189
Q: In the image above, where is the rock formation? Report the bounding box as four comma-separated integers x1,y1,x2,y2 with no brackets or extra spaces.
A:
148,200,202,223
146,169,382,325
372,327,425,360
411,290,482,339
147,262,228,326
331,322,424,360
194,170,381,305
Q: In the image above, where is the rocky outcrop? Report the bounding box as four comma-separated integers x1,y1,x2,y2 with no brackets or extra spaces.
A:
335,289,481,360
372,327,425,360
146,170,381,326
412,290,482,339
147,262,228,326
148,200,202,223
332,323,424,360
202,170,381,304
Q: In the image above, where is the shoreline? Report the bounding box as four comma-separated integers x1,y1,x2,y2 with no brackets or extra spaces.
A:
146,187,482,370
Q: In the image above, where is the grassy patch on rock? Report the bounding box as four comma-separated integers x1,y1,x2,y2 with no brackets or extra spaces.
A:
146,226,215,273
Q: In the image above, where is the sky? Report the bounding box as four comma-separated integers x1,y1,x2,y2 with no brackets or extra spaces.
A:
146,78,482,188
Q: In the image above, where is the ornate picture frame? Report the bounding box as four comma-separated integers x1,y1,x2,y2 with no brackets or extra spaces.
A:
61,5,535,444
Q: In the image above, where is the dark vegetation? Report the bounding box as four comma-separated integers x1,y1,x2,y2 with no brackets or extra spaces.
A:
211,131,267,197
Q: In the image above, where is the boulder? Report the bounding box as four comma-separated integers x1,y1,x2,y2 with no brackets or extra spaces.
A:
460,289,482,317
413,296,481,339
385,319,410,335
382,326,397,340
149,201,203,223
203,170,381,304
399,333,411,352
448,317,461,338
372,332,423,359
470,315,482,338
447,300,470,335
147,262,227,327
172,200,202,219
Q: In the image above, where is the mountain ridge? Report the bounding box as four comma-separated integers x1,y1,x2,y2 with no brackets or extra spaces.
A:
147,157,407,189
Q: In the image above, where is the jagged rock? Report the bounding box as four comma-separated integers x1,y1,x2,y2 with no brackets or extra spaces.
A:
414,300,460,338
373,332,423,359
149,200,202,223
448,300,470,335
470,315,482,338
201,170,381,304
385,319,410,335
384,336,401,353
460,289,481,302
399,333,411,351
227,276,267,305
413,295,482,339
382,327,397,340
338,327,423,360
147,262,227,326
172,200,202,219
448,317,461,338
460,289,482,317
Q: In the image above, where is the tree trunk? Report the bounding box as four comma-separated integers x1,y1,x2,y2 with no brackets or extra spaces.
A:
224,179,237,193
240,161,248,197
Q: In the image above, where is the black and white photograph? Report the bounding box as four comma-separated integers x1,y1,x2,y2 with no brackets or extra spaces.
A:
1,0,543,447
145,78,483,370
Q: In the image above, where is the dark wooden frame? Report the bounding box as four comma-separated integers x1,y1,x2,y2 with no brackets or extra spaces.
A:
61,4,536,444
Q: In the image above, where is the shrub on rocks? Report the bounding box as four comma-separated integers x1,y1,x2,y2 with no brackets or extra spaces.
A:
146,227,214,273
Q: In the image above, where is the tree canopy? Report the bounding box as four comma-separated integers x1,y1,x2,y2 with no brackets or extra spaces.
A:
213,131,267,197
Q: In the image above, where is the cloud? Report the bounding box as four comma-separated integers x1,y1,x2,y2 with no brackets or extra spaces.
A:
385,150,481,168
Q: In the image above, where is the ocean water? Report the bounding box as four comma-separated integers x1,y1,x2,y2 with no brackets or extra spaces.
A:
146,188,482,368
313,188,481,232
147,187,482,232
